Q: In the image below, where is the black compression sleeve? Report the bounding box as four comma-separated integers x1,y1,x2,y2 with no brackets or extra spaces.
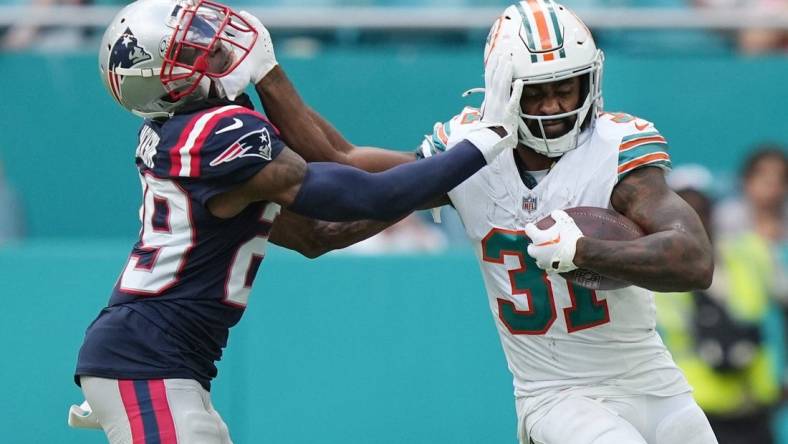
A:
289,140,484,221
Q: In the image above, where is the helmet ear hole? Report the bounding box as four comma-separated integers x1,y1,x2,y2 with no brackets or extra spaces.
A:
575,27,588,45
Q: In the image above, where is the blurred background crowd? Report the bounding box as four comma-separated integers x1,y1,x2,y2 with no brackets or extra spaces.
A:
658,148,787,444
1,0,787,53
0,0,785,442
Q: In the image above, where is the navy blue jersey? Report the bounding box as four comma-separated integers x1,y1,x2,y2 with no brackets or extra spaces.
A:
76,104,285,390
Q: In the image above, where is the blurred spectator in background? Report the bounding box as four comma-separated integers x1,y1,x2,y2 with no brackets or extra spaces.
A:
692,0,788,54
715,145,787,243
715,145,788,339
1,0,93,51
737,0,788,54
657,164,784,444
344,212,447,254
0,158,25,244
715,145,788,441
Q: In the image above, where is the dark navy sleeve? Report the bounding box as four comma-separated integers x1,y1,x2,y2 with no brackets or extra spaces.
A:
289,139,486,222
161,105,285,206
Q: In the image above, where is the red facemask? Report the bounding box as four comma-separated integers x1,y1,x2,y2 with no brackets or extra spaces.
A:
160,0,258,100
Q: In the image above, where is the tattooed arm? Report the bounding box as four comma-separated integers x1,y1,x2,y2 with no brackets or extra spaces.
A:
268,209,402,258
573,167,713,292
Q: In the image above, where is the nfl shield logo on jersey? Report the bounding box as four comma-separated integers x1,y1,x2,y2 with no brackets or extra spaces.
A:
522,195,538,213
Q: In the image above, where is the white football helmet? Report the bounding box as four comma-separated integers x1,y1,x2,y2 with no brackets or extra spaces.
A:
483,1,603,157
98,0,258,118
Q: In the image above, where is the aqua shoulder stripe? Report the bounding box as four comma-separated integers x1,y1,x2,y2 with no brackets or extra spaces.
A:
618,152,671,175
432,122,449,148
431,134,446,151
621,131,661,143
619,143,670,165
620,135,667,152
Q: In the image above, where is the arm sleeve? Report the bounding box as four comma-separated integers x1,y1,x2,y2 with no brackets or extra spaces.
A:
289,140,485,222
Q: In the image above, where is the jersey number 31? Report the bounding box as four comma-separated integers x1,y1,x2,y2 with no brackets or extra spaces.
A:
482,228,610,335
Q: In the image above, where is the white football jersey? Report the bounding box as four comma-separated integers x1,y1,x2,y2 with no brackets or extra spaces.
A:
423,109,691,415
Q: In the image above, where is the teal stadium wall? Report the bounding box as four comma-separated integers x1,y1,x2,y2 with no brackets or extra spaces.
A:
0,49,786,238
0,243,516,443
1,48,788,443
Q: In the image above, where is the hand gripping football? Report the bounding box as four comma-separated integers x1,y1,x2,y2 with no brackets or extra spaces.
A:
535,207,645,290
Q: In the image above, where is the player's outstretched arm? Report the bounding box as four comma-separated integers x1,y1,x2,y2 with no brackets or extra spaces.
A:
255,66,450,209
233,10,377,166
256,66,417,170
241,9,414,171
268,209,403,258
207,133,505,222
573,166,714,292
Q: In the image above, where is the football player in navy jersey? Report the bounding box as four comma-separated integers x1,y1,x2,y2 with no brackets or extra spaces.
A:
72,0,525,442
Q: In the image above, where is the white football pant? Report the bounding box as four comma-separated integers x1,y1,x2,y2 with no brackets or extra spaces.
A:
525,392,717,444
79,376,233,444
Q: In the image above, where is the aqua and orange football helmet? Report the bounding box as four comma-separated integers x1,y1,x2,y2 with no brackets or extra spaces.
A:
484,1,604,157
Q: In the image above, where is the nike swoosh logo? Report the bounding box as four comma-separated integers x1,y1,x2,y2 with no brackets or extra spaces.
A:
535,235,561,247
216,118,243,135
634,120,649,131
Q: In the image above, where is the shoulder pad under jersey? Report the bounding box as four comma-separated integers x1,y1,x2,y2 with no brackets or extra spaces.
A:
418,106,481,158
598,112,672,182
154,105,284,183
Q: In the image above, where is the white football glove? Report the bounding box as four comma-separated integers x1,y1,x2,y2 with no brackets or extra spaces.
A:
449,51,523,164
216,11,278,100
480,50,522,137
524,210,584,273
239,11,278,83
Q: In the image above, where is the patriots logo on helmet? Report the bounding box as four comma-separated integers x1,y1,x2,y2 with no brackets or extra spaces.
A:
107,28,152,102
210,127,273,167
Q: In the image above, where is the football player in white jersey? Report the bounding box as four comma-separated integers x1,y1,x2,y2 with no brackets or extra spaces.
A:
240,2,718,443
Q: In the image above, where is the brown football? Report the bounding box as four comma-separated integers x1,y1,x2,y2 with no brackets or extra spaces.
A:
535,206,645,291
